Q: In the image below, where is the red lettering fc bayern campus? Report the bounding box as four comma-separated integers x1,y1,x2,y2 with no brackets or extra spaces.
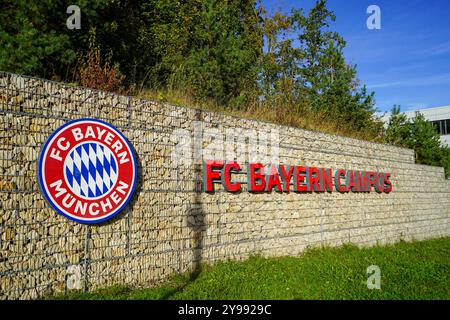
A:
203,160,392,194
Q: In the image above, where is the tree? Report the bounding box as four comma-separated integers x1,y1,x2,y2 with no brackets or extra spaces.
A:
441,147,450,178
386,106,450,178
0,0,79,78
385,105,411,147
257,0,382,137
407,113,445,167
0,0,154,82
171,0,261,106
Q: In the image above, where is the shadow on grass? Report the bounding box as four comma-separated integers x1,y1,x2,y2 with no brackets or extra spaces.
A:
158,270,202,300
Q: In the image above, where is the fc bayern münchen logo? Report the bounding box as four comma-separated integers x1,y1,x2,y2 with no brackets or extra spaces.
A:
38,118,137,224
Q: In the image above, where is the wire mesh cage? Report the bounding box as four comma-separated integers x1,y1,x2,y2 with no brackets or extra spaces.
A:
0,71,449,299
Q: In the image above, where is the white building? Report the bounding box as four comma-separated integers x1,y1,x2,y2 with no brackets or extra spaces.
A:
381,105,450,147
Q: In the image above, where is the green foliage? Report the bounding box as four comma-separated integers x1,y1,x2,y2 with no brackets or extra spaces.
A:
0,0,78,77
171,0,261,106
1,0,383,136
386,105,411,146
408,113,444,167
386,106,450,177
441,147,450,178
50,237,450,300
0,1,153,81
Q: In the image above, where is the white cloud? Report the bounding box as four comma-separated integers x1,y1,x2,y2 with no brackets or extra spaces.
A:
367,73,450,89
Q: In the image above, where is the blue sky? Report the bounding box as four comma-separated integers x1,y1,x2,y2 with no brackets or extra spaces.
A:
263,0,450,113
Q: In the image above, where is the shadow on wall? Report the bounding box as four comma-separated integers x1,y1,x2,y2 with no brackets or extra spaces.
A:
90,123,206,297
188,109,206,280
186,162,206,280
161,150,206,300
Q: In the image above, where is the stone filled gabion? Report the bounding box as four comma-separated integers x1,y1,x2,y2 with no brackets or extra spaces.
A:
0,71,449,300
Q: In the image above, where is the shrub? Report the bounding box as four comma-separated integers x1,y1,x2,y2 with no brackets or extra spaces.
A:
77,30,127,94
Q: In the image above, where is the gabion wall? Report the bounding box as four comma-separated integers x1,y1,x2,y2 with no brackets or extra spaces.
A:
1,71,449,299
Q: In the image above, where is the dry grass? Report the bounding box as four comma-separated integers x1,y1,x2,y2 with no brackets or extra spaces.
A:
137,88,385,143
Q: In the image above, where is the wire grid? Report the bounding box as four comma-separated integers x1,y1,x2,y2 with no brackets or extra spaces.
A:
0,71,449,299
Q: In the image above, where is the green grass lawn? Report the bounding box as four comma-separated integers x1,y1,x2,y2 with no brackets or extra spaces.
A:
52,237,450,300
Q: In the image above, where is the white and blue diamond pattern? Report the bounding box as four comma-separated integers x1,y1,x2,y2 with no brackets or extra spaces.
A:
64,142,118,198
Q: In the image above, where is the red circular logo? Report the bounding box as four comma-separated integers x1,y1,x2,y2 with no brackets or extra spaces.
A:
38,118,137,224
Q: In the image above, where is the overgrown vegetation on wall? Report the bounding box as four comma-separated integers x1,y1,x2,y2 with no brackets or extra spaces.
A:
1,0,448,176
